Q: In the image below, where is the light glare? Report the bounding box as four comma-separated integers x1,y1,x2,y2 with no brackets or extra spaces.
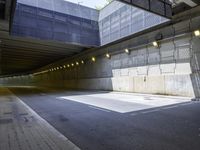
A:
124,48,129,54
153,41,159,47
194,30,200,37
106,53,111,59
92,57,96,62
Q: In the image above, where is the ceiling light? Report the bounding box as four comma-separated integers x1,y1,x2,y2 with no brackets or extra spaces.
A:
81,60,84,64
76,62,79,65
152,41,159,47
92,57,96,62
71,63,74,67
63,65,66,68
124,48,130,54
67,64,70,68
57,67,59,70
106,53,111,59
194,30,200,37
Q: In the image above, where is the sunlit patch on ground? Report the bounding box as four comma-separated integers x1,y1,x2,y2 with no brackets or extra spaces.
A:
60,92,191,113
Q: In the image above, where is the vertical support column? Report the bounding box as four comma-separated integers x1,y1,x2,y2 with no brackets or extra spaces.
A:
0,40,2,74
190,36,200,100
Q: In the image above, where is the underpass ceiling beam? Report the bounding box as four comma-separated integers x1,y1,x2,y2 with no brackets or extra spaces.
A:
117,0,172,19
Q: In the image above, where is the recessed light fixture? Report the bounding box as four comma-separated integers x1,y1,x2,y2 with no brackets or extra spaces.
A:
152,41,159,47
67,64,70,68
71,63,74,66
63,65,66,68
106,53,111,59
194,30,200,37
81,60,84,64
124,48,130,54
76,62,79,65
92,57,96,62
57,67,59,70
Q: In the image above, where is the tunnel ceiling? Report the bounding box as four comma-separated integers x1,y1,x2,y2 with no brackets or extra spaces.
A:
0,0,200,77
0,26,88,76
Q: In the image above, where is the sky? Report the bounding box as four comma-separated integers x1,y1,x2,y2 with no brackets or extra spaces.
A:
64,0,108,9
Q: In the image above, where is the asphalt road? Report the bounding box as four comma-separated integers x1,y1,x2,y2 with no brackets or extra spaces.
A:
9,87,200,150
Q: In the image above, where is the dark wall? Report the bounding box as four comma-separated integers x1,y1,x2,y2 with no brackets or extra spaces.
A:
11,3,100,46
0,1,5,19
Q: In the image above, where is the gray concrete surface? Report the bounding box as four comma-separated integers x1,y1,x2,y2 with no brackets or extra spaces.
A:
0,87,80,150
2,9,200,98
8,86,200,150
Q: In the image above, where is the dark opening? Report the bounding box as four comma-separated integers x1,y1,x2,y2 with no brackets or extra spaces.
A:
0,2,5,19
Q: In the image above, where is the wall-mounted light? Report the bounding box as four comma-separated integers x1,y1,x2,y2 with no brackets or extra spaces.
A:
124,48,130,54
106,53,111,59
76,62,79,65
194,30,200,37
92,57,96,62
81,60,84,64
152,41,159,48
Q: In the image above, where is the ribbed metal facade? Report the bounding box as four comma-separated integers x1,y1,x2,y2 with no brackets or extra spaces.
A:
99,1,168,45
11,0,100,46
11,0,169,47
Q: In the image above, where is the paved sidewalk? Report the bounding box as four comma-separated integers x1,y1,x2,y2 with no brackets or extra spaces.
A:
0,88,80,150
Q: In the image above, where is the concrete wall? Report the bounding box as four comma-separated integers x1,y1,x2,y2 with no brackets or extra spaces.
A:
190,36,200,99
3,10,200,98
0,34,196,97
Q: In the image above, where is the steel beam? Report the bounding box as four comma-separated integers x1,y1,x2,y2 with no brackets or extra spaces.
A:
117,0,172,19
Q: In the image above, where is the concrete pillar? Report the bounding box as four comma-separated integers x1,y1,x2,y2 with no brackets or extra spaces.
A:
0,40,2,74
191,36,200,100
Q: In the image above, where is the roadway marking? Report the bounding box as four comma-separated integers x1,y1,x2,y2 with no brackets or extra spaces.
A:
162,105,179,110
130,109,160,116
88,106,111,112
179,102,193,106
141,109,161,114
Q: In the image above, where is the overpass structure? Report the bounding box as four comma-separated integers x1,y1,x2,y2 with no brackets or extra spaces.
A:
0,0,200,98
1,1,200,150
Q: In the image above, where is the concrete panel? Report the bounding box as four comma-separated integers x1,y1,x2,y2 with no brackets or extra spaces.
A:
148,65,161,76
111,77,134,92
165,75,194,97
145,76,165,94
